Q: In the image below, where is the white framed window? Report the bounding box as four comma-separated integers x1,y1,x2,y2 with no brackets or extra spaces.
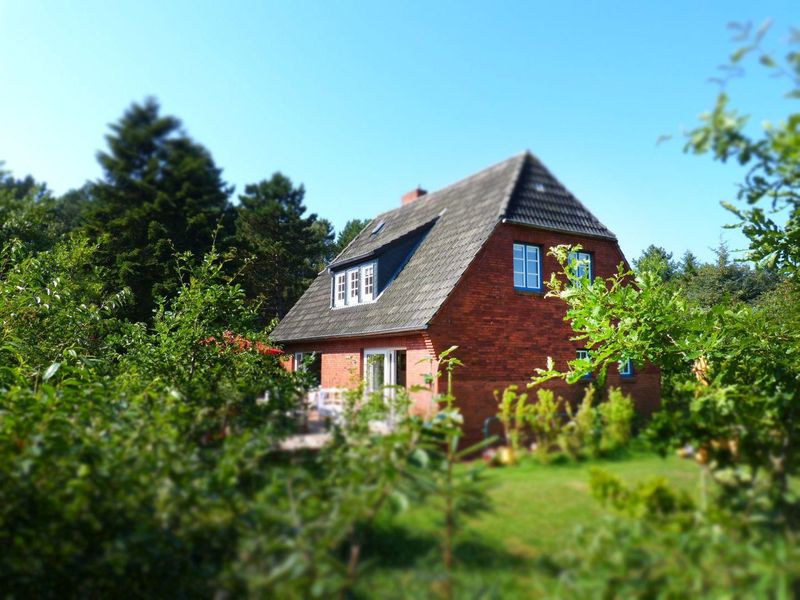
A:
569,251,593,282
348,268,360,303
333,272,346,307
619,358,634,377
362,263,374,302
513,243,542,291
333,261,377,307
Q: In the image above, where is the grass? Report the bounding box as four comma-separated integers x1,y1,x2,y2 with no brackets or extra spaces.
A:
357,449,701,599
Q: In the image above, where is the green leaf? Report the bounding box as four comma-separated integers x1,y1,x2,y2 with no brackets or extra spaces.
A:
42,362,60,382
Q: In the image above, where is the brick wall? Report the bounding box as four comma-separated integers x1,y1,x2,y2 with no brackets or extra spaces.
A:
426,222,661,442
283,332,440,415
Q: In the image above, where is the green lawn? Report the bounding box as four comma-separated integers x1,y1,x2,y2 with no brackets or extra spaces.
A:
358,451,701,599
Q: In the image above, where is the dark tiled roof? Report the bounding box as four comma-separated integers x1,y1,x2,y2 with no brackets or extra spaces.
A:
505,155,616,240
271,152,616,343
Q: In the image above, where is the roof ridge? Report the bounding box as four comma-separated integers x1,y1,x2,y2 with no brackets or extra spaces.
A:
370,151,528,222
497,151,529,220
530,156,616,236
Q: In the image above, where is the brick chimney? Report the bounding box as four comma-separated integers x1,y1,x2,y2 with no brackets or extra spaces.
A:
402,187,427,205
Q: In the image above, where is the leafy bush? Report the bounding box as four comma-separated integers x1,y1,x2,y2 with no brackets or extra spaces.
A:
598,387,635,453
494,384,528,459
0,239,484,597
558,386,599,459
546,470,800,598
527,389,562,461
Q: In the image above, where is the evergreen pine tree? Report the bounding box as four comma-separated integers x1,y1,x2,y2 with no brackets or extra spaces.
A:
334,218,369,257
235,173,329,320
85,98,232,321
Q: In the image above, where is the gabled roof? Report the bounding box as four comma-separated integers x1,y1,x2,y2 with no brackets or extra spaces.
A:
271,151,616,343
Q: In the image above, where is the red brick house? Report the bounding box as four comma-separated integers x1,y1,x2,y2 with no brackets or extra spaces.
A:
271,152,660,440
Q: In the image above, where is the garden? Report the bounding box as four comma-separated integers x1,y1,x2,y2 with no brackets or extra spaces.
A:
1,20,799,600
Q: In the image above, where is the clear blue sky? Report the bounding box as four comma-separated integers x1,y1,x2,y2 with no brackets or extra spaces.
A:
1,1,797,262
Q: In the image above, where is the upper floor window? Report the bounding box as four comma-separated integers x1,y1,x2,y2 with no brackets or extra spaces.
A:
333,261,377,307
334,273,346,307
569,251,593,282
348,268,360,303
362,263,374,301
513,243,542,291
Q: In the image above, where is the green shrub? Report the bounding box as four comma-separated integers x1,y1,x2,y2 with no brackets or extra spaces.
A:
494,384,528,458
558,386,599,459
547,470,800,598
527,389,562,461
598,387,635,454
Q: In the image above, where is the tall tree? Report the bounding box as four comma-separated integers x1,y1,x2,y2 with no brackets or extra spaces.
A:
633,244,677,281
682,242,780,306
677,250,700,279
235,173,330,320
85,98,232,321
0,165,61,252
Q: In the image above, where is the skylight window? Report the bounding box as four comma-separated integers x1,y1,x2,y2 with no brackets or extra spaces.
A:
371,220,385,236
534,182,546,192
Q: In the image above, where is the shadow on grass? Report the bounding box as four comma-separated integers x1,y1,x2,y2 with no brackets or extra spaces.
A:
364,523,527,571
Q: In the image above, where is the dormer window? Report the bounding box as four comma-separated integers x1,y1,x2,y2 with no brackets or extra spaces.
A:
348,268,360,303
362,264,374,301
334,273,346,307
333,261,377,307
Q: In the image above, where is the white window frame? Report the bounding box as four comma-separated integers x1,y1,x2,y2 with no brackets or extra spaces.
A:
513,243,542,291
332,261,378,308
361,263,375,302
333,272,346,307
347,267,360,304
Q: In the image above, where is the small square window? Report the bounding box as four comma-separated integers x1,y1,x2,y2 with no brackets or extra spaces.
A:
576,349,592,380
619,358,634,377
569,251,593,283
513,243,542,291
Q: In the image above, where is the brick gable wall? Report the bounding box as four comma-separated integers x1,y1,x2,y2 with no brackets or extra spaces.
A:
426,222,660,441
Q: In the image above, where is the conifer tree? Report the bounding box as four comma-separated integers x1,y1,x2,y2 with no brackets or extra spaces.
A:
334,218,369,256
85,98,232,321
235,173,330,320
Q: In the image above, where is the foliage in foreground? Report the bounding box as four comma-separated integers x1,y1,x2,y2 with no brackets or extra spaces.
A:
529,21,800,597
547,470,800,599
0,236,488,597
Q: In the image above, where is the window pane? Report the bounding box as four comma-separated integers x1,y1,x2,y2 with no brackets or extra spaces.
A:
348,270,360,303
526,245,540,289
334,273,346,306
513,244,525,287
619,359,633,376
362,264,374,300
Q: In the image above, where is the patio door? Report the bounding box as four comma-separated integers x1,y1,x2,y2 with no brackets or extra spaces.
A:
364,349,395,394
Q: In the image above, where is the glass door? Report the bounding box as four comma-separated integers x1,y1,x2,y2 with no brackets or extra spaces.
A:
364,349,394,394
